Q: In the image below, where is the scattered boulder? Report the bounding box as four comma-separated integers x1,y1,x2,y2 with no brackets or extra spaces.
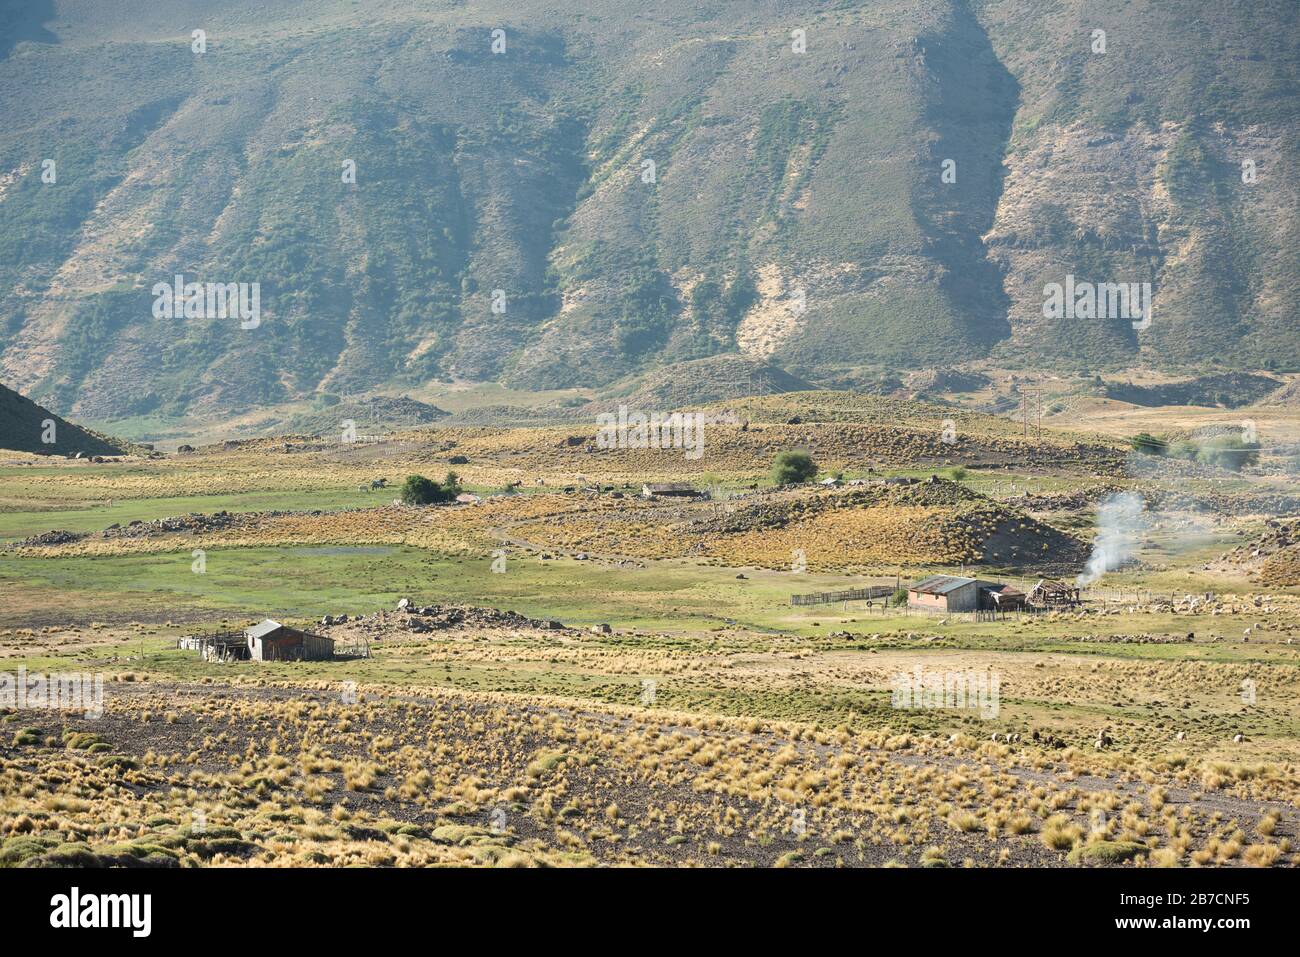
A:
9,529,87,548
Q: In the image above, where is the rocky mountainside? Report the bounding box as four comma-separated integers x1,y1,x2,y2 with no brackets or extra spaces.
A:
0,0,1295,422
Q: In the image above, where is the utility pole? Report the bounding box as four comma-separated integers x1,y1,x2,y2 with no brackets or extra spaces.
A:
1021,389,1042,442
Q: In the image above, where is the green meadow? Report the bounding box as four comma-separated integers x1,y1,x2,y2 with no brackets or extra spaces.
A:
1,542,1286,666
0,488,370,543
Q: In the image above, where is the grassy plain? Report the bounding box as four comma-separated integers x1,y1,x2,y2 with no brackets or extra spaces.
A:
2,391,1298,867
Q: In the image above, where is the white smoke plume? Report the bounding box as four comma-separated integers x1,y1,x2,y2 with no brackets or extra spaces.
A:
1076,491,1147,586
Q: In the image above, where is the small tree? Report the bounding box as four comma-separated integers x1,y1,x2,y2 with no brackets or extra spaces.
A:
891,587,909,607
400,475,439,505
400,474,460,505
771,450,817,485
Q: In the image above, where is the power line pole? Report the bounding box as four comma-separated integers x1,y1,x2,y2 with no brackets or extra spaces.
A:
1020,390,1042,442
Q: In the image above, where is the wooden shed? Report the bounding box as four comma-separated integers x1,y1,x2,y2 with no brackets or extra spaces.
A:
1027,579,1081,608
979,583,1026,611
245,620,334,662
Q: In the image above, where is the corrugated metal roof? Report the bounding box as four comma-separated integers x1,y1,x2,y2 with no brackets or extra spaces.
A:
908,575,977,595
246,619,285,640
979,582,1024,596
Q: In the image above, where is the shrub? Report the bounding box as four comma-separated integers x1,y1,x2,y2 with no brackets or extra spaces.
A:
1196,435,1260,471
1041,814,1083,851
890,587,909,607
1129,432,1165,456
918,846,948,868
770,451,817,485
400,475,439,505
1243,843,1281,867
1161,434,1260,471
1067,839,1146,865
399,473,461,505
0,836,55,865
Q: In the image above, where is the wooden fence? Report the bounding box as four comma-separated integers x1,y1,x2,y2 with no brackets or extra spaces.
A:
791,585,894,607
333,639,371,660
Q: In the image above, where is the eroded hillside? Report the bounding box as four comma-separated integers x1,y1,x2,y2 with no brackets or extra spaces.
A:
0,0,1294,421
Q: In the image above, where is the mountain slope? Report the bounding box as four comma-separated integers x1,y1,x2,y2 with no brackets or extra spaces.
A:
0,381,129,455
977,0,1300,370
0,0,1294,421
